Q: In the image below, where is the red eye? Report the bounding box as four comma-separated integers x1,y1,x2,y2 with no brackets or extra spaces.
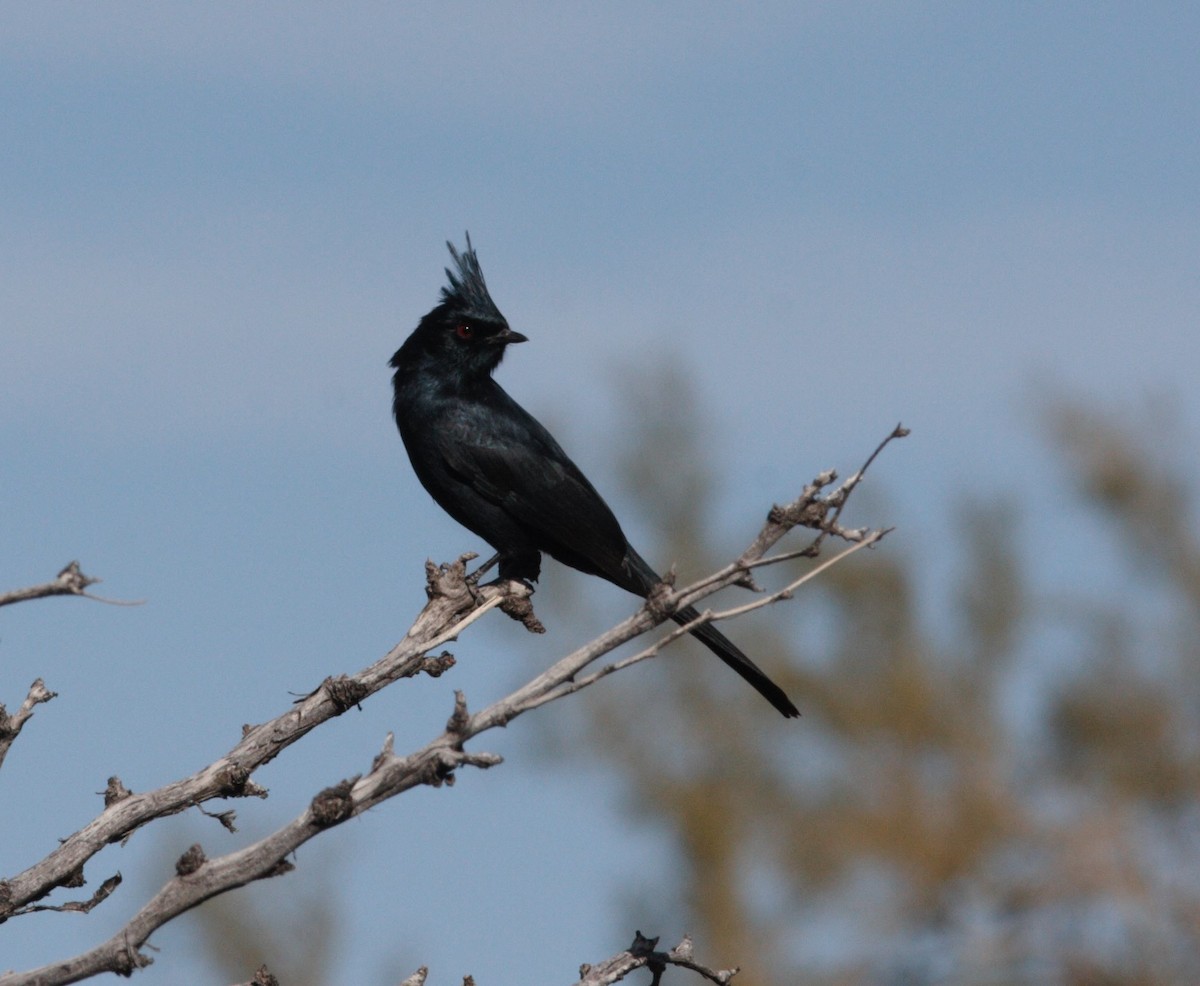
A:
455,323,474,340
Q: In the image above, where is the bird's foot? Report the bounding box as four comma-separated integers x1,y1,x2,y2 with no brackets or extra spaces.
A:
465,552,500,586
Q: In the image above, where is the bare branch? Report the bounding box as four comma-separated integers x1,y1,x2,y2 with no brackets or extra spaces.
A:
0,562,143,609
12,875,122,918
0,554,490,923
0,679,58,771
546,532,888,707
575,931,738,985
701,528,889,623
0,427,902,982
0,694,506,985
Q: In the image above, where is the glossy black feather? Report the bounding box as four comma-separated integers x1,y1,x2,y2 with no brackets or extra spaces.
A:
390,237,799,718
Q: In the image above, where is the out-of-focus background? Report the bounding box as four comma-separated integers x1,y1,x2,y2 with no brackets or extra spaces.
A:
3,5,1198,984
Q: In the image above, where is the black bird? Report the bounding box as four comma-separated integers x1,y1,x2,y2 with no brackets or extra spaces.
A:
390,237,799,718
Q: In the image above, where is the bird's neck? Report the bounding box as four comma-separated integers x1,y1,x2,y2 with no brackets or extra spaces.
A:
393,355,500,403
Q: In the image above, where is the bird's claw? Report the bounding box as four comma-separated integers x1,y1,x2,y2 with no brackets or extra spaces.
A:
465,552,500,586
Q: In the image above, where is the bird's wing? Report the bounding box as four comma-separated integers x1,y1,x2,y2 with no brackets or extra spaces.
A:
435,404,633,581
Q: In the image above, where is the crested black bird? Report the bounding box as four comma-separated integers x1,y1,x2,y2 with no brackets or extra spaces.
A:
390,236,799,718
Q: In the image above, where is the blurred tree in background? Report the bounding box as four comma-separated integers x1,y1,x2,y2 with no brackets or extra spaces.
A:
550,369,1200,985
186,882,337,986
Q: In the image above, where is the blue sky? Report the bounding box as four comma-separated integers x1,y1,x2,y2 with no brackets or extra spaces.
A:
2,4,1198,982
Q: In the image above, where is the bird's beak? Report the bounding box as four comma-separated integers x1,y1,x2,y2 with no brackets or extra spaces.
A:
500,328,528,344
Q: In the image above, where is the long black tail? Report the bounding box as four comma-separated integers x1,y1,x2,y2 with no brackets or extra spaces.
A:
671,605,800,718
618,547,800,718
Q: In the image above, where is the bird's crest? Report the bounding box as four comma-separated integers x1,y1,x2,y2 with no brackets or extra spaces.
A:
441,233,504,322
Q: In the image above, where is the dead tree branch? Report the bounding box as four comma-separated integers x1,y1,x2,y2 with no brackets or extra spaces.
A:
575,931,738,985
0,426,904,984
0,554,490,925
0,679,57,772
0,562,141,609
0,562,128,772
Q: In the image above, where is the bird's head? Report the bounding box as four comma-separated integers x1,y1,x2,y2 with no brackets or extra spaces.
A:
391,234,528,378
